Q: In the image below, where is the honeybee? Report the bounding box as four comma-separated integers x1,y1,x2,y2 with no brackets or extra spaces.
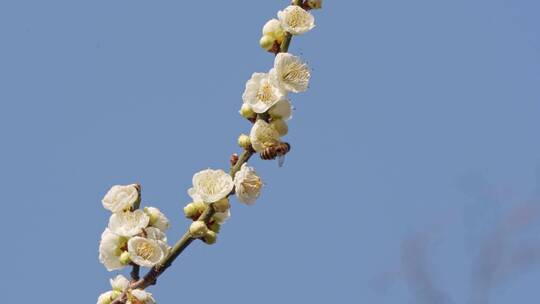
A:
260,142,291,167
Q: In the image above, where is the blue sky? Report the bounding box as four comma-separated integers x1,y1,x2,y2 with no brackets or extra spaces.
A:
1,1,540,303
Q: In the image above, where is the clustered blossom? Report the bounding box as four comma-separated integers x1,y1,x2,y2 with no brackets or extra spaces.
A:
98,2,320,302
99,184,170,273
97,274,156,304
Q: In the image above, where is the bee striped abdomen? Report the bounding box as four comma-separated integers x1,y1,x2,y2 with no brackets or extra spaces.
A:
260,142,291,160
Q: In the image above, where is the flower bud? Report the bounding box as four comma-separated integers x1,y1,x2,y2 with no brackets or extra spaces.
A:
270,119,288,136
183,202,198,219
307,0,323,9
203,230,217,245
119,251,131,265
239,103,256,119
237,134,252,150
189,221,209,238
259,35,275,51
213,198,230,213
262,19,286,43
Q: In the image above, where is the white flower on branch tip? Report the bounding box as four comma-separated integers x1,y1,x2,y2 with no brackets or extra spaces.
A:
250,120,281,152
99,228,128,271
271,53,310,93
128,236,169,268
102,184,139,213
128,289,156,304
144,206,170,232
269,99,293,121
242,72,287,114
110,275,130,292
234,163,263,205
191,169,234,203
108,209,150,237
278,5,315,35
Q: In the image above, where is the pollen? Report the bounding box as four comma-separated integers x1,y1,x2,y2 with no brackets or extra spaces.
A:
256,82,274,104
136,242,155,260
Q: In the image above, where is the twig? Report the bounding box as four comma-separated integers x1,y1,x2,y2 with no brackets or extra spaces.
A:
111,1,306,302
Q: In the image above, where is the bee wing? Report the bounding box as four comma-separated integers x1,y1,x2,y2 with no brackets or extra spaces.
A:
277,155,286,167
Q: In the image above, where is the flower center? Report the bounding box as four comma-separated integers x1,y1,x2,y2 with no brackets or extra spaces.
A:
256,82,274,104
288,9,304,28
136,242,155,260
283,62,309,83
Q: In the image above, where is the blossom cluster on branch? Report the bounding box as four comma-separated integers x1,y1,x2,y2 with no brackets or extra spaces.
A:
97,1,321,303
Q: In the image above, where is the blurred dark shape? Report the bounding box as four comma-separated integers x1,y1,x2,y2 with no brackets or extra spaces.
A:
372,173,540,303
468,202,540,304
400,234,455,304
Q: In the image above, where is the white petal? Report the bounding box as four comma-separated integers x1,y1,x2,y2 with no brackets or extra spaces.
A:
98,229,126,271
242,73,287,114
128,237,167,268
269,99,293,121
278,5,315,35
250,120,281,152
108,210,150,237
102,184,139,213
272,53,311,93
97,291,116,304
234,163,263,205
144,206,170,232
192,169,234,203
110,275,130,291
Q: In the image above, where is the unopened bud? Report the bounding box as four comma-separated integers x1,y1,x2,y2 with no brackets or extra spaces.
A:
259,35,275,51
239,103,256,119
119,251,131,265
203,230,218,245
270,119,288,136
183,202,198,219
238,134,252,149
213,198,230,213
189,221,209,238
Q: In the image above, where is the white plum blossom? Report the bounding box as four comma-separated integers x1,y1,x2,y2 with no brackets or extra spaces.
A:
128,289,156,304
190,169,234,203
99,228,127,271
97,291,117,304
110,275,130,292
144,207,170,232
269,99,293,121
242,72,287,114
102,184,139,213
234,164,263,205
108,209,150,237
278,5,315,35
128,236,169,268
271,53,310,93
144,227,168,243
262,18,286,43
250,120,281,152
